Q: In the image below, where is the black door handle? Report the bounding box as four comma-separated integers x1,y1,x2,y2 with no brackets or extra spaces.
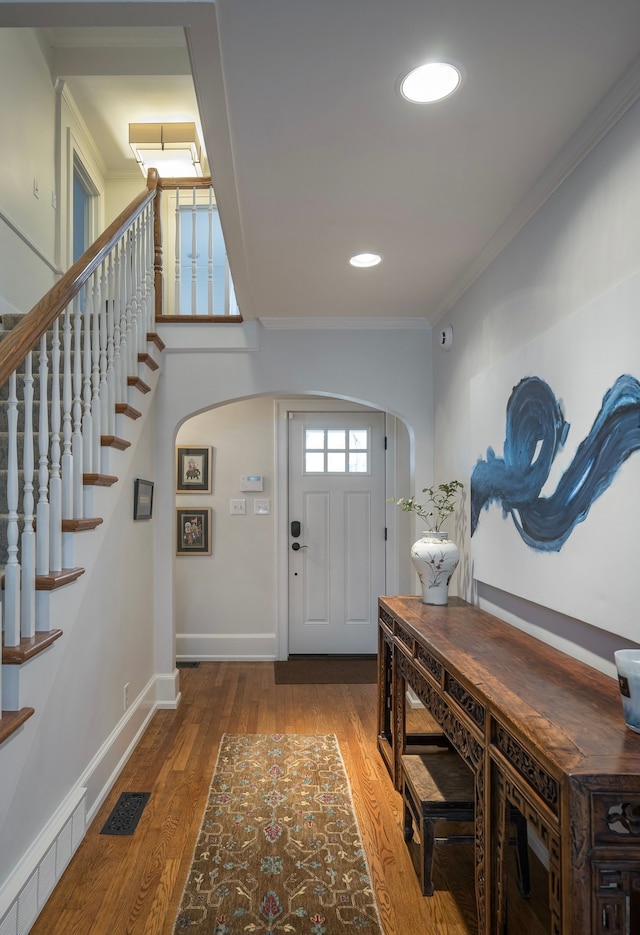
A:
291,542,308,551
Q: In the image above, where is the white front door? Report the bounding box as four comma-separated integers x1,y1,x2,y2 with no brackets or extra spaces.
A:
288,411,386,654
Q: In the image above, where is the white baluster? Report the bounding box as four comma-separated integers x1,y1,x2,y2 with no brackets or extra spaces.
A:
125,232,136,380
21,352,35,637
106,253,116,436
175,188,181,315
5,371,21,646
145,204,155,332
112,241,123,410
99,259,109,449
82,277,94,475
139,210,149,339
72,293,84,519
130,219,139,362
91,270,101,475
191,187,197,314
61,305,73,520
228,263,239,316
49,318,62,573
225,253,231,317
208,187,214,315
134,216,144,357
118,236,129,404
36,333,50,574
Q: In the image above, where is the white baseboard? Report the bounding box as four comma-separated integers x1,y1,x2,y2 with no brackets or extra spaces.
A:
155,668,182,710
176,632,276,660
0,672,176,935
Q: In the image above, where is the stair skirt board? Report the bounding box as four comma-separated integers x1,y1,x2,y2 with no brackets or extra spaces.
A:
0,788,86,935
0,675,167,935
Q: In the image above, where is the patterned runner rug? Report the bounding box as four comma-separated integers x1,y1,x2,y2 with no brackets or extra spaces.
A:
172,733,384,934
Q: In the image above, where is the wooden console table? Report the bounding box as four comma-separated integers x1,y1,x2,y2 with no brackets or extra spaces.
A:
377,595,640,934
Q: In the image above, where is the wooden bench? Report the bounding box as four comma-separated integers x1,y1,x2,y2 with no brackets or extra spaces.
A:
401,751,531,898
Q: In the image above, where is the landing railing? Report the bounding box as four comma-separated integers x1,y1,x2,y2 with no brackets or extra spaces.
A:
152,177,241,321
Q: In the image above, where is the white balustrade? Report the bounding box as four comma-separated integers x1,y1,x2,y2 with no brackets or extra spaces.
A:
0,199,156,657
168,184,240,318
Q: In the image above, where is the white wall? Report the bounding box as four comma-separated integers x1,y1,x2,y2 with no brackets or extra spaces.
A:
0,29,58,311
434,94,640,676
175,397,278,658
153,323,434,667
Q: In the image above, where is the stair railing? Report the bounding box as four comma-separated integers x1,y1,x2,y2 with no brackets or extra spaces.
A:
152,178,241,321
0,170,160,666
0,168,240,728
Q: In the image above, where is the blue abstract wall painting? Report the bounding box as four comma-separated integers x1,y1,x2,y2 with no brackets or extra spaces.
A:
471,373,640,552
469,270,640,641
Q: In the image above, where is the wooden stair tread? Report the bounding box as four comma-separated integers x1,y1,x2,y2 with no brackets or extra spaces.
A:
62,517,103,532
0,708,35,746
83,473,118,487
35,567,85,590
115,402,142,420
101,435,131,451
138,352,159,372
127,376,151,394
3,628,63,664
147,332,165,351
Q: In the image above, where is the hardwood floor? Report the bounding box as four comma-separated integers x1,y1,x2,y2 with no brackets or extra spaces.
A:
29,662,539,934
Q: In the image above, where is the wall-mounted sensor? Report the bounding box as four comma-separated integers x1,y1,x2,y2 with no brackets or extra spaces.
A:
439,324,453,350
241,475,263,491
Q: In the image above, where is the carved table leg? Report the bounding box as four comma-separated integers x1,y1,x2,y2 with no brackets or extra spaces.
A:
494,769,509,932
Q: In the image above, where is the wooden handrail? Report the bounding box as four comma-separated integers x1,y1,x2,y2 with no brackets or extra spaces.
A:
157,176,213,191
0,169,160,388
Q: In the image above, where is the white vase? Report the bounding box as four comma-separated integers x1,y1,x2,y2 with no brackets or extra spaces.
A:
614,649,640,733
411,530,460,605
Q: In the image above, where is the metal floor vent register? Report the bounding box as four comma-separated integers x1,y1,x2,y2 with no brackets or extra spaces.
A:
177,661,200,668
100,792,151,836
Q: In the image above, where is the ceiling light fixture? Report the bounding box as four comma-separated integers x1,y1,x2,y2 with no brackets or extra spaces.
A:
129,122,203,178
400,62,462,103
349,253,382,268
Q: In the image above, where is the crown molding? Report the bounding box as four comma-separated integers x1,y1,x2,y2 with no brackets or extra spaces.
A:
259,316,430,331
432,54,640,324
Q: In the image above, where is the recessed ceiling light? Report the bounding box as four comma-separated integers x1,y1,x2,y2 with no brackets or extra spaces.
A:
349,253,382,268
400,62,462,103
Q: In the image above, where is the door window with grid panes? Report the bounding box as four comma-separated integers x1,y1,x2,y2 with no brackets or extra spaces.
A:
304,427,370,474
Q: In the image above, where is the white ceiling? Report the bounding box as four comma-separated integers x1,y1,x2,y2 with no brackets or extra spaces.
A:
9,1,640,325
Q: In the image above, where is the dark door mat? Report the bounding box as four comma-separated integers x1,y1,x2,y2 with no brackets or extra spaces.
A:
176,661,200,668
273,655,377,685
100,792,151,835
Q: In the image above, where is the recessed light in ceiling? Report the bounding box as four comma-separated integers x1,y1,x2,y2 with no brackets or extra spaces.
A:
349,253,382,268
400,62,462,103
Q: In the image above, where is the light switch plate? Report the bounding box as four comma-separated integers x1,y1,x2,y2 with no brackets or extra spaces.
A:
229,499,246,515
254,498,271,515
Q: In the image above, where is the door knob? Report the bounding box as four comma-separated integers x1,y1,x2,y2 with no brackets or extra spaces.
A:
291,542,308,551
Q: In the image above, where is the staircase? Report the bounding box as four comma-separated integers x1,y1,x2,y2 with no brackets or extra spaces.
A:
0,177,163,744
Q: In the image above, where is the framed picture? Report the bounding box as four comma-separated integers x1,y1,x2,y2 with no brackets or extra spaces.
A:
133,478,154,520
176,508,211,556
176,446,212,494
